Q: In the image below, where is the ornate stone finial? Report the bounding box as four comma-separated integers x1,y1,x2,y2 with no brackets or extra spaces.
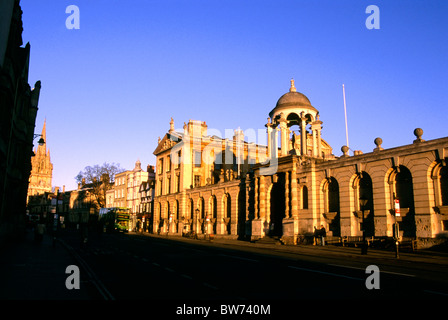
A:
341,145,349,157
374,137,383,152
169,117,175,132
290,78,297,92
413,128,425,143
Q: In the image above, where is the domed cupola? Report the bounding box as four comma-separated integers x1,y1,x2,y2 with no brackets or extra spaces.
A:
266,79,325,158
269,79,318,122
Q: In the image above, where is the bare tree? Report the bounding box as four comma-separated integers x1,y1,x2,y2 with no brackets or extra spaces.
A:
75,162,124,208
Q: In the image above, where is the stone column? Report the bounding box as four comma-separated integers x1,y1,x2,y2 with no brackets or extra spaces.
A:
245,176,252,237
266,119,273,159
300,114,307,156
283,170,300,244
290,170,298,218
254,176,259,219
252,175,268,240
279,118,288,156
315,117,323,158
285,171,290,218
259,175,266,221
274,127,279,158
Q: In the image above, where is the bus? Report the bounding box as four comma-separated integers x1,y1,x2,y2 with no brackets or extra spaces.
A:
99,207,130,232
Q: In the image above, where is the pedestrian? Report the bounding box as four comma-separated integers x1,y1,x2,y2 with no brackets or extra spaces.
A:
320,225,326,246
313,226,320,245
35,222,46,243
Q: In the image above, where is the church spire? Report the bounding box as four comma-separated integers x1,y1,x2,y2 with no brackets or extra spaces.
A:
41,118,47,141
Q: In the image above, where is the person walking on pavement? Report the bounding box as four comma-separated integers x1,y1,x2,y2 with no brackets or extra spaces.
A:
320,225,326,246
35,222,46,243
313,226,320,245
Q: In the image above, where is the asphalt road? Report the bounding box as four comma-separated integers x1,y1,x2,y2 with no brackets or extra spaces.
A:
59,229,448,305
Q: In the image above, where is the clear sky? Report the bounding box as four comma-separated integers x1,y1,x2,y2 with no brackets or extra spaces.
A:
21,0,448,191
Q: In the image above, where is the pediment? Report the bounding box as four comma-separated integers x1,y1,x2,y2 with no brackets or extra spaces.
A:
153,132,183,155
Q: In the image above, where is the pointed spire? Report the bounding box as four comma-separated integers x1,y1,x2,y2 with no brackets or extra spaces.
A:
36,120,47,155
41,118,47,141
289,78,297,92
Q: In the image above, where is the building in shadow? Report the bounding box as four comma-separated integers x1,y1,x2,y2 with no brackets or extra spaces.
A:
0,0,42,241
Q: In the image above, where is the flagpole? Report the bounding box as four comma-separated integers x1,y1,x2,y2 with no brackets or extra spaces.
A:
342,84,349,150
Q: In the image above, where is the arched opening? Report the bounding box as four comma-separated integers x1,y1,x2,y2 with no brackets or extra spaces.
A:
301,185,309,209
174,199,179,233
189,198,194,220
199,197,205,234
270,173,285,236
237,189,247,239
286,112,301,127
156,202,162,234
441,166,448,206
432,163,448,232
287,113,304,155
390,166,416,237
224,193,232,234
210,195,217,234
166,201,171,233
324,177,340,237
184,198,193,233
356,172,374,237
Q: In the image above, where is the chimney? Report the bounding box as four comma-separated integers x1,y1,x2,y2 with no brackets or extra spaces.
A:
187,120,207,138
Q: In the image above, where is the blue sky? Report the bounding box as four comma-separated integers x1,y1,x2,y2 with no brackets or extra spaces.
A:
21,0,448,191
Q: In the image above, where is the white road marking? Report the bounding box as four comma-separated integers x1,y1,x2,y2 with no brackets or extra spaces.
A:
328,264,416,278
288,265,363,281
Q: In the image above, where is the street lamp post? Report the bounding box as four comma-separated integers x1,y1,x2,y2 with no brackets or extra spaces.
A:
33,134,45,146
359,198,368,255
393,194,400,259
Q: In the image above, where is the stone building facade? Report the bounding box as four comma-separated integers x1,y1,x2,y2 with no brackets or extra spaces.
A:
0,0,42,240
112,160,154,212
153,80,448,248
110,160,155,231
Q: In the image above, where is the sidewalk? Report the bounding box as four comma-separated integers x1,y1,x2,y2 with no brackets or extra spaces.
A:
0,229,97,300
140,232,448,266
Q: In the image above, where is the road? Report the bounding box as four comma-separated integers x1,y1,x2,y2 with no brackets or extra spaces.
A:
59,229,448,304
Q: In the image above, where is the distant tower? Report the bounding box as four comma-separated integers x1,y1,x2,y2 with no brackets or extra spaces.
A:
27,120,53,200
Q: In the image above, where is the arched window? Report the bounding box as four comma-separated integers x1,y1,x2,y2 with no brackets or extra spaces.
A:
301,186,308,209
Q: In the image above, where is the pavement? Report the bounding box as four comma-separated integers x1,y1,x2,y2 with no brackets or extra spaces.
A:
1,228,447,301
144,232,448,266
0,228,98,300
